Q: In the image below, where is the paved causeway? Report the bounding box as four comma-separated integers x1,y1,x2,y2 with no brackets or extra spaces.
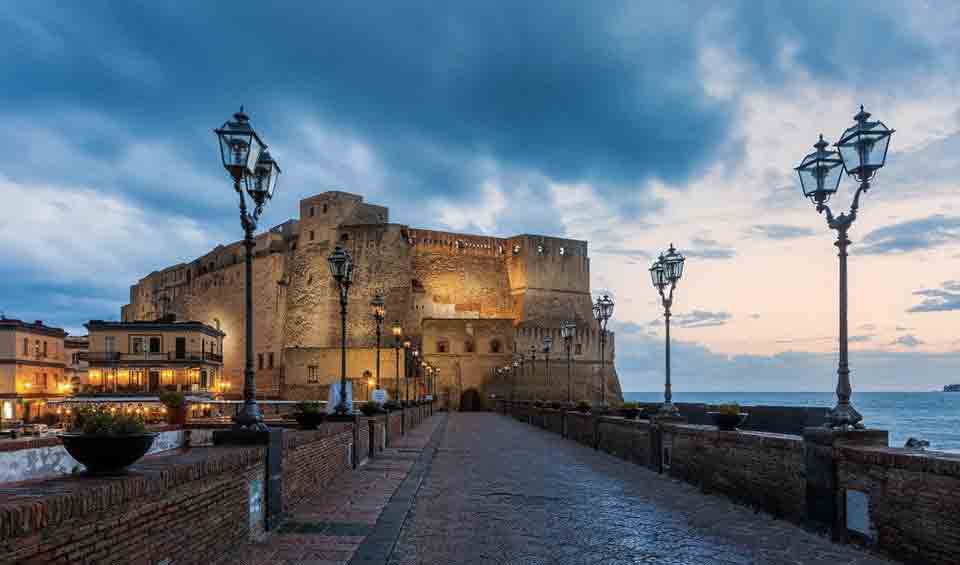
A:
230,413,890,564
386,413,889,565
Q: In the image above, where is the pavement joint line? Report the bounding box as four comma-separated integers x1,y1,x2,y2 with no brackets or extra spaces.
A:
348,414,448,565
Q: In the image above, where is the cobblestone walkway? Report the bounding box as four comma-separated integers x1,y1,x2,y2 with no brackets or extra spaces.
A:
225,415,444,565
387,413,891,565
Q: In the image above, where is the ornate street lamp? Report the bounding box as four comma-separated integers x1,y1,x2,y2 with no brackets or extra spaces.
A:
327,245,355,415
370,293,386,391
542,334,553,389
592,294,614,405
795,106,894,429
650,245,685,417
214,107,280,431
511,360,519,401
560,321,576,403
392,320,402,403
410,345,419,405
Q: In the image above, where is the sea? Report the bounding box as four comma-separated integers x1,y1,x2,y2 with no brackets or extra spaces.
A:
623,391,960,453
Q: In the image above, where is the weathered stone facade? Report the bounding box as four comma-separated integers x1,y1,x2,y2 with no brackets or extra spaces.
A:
121,191,622,407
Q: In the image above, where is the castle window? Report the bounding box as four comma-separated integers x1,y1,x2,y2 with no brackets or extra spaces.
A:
309,206,315,217
513,244,521,254
559,247,565,256
575,343,582,355
489,339,502,354
268,352,274,369
464,340,474,353
322,204,328,213
497,245,503,255
307,365,319,383
258,353,264,370
341,233,349,242
22,338,27,355
309,230,315,241
437,339,449,354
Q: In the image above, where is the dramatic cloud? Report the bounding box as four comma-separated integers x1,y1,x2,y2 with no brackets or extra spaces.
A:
858,214,960,255
651,310,732,329
683,237,736,260
748,224,816,240
891,334,924,348
908,281,960,312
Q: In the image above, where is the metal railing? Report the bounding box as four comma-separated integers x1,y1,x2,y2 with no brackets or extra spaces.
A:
79,351,223,363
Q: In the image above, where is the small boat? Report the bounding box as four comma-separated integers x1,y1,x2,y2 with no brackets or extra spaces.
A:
944,384,960,392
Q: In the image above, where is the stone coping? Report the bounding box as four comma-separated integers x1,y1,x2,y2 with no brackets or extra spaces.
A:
281,422,355,449
661,423,803,450
0,424,182,453
0,445,264,542
838,445,960,477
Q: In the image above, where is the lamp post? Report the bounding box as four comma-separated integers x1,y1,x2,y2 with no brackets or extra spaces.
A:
327,245,355,415
650,245,685,417
542,334,553,389
511,360,519,401
410,345,419,405
592,294,614,406
370,293,385,391
795,106,894,429
392,321,402,402
560,321,576,403
529,345,536,380
214,107,280,431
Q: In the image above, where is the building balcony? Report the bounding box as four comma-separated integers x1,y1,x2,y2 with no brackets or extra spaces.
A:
80,351,223,364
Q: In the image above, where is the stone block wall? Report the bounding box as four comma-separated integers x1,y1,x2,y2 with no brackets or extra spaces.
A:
565,411,595,447
597,416,655,469
837,446,960,563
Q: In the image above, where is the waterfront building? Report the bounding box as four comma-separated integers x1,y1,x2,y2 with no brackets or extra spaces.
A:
63,335,89,392
120,191,623,408
81,319,225,395
0,318,68,422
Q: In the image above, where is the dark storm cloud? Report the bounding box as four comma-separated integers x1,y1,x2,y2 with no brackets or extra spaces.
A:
908,281,960,313
0,2,942,328
858,214,960,255
748,224,816,240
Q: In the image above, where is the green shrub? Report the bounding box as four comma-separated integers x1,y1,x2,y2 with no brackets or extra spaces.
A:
717,403,741,416
159,391,185,409
620,401,639,410
360,401,380,416
71,407,147,435
575,400,592,413
295,401,322,414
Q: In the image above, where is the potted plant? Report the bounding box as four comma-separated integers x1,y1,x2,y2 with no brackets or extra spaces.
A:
383,400,401,411
575,400,592,413
59,407,158,475
618,402,640,420
160,391,187,425
532,399,544,408
708,403,748,431
292,401,326,430
548,401,563,410
359,400,382,417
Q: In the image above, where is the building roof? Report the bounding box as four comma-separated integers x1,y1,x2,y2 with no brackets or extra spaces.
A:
85,319,226,338
0,318,67,338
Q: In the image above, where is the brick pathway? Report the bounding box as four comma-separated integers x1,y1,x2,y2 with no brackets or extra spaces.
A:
224,415,444,565
387,413,892,565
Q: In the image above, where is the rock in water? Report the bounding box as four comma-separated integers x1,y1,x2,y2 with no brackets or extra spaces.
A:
904,437,930,449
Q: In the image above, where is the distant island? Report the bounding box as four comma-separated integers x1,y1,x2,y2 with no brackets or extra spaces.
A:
945,384,960,392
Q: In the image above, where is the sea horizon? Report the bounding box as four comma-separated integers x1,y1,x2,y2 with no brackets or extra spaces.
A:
622,391,960,453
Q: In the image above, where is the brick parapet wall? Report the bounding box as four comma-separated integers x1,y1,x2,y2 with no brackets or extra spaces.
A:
662,423,805,522
0,446,265,564
281,425,354,511
501,401,960,563
837,446,960,563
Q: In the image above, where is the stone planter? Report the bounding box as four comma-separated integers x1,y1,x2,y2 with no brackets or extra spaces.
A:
59,432,158,475
293,412,327,430
708,412,748,431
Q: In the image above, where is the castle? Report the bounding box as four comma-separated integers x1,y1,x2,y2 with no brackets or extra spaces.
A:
121,191,622,408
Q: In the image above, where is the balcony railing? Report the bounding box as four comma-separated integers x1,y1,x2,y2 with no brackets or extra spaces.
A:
79,351,223,363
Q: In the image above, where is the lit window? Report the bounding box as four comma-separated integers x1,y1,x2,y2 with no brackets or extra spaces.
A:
513,244,521,254
537,244,544,254
307,365,319,384
559,247,565,256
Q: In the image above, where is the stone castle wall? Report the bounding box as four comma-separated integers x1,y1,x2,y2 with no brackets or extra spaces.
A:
121,191,622,405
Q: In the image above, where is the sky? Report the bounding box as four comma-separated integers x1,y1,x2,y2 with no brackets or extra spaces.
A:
1,1,959,392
